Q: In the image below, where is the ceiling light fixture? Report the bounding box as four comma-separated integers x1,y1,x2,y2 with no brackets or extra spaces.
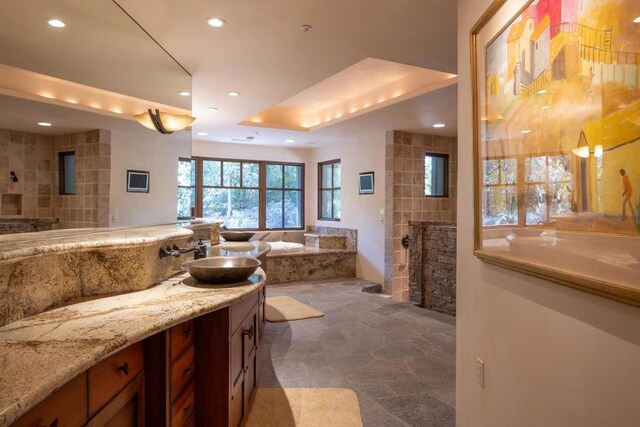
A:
433,123,446,128
207,17,226,27
541,105,551,110
197,132,208,136
537,89,547,94
521,129,532,134
285,139,295,143
228,91,240,97
207,107,218,111
633,16,640,23
38,122,52,127
178,91,191,96
134,109,195,134
299,24,312,32
48,19,66,28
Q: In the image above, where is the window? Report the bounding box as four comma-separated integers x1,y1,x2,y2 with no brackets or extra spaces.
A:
58,151,76,195
181,157,305,230
318,159,341,221
177,158,196,220
424,153,449,197
482,158,518,226
266,163,303,229
525,154,572,225
201,159,260,229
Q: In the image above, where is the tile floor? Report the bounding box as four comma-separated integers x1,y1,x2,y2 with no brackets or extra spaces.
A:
259,279,456,427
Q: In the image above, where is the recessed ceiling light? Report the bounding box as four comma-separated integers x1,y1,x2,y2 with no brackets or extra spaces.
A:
228,91,240,97
541,105,550,110
433,123,446,128
633,16,640,23
521,129,532,134
285,139,295,143
299,24,312,32
197,132,208,136
537,89,547,94
38,122,52,127
207,17,226,28
178,91,191,96
48,19,66,28
207,107,218,112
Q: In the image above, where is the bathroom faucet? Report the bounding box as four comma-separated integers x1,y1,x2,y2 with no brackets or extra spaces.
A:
159,244,205,259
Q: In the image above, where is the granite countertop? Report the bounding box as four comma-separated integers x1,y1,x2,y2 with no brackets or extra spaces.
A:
0,270,265,426
211,240,272,258
0,224,193,261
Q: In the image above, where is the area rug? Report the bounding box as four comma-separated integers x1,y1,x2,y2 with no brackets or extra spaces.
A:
265,296,325,322
244,388,363,427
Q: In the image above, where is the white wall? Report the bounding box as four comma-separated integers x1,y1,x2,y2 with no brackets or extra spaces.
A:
109,129,190,226
309,134,386,284
192,140,314,225
457,1,640,426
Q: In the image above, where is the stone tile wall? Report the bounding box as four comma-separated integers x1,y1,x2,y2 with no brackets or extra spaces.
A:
409,221,457,316
0,129,110,230
52,130,111,229
384,131,457,301
0,129,55,219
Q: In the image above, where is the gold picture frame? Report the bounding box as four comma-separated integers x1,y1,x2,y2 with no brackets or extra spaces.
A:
471,0,640,307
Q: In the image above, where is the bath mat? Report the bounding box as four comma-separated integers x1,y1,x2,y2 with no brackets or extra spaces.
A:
244,388,363,427
265,296,324,322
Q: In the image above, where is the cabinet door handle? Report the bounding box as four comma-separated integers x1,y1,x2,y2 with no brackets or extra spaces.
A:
183,405,193,416
183,325,191,338
118,361,130,376
243,325,254,340
183,367,192,376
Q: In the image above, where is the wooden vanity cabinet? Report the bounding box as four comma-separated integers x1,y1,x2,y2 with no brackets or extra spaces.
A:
12,374,88,427
195,292,259,427
145,319,196,427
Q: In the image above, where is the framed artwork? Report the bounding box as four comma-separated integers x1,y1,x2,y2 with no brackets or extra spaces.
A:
471,0,640,306
359,172,375,195
126,170,150,193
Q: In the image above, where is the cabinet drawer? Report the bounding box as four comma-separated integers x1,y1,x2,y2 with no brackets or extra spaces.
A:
171,382,195,427
170,320,194,361
88,341,144,415
230,292,259,335
13,374,87,427
170,345,195,403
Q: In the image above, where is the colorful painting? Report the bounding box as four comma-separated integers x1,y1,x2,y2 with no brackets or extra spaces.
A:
472,0,640,306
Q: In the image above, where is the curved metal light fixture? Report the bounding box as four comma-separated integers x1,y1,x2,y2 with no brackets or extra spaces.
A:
134,109,195,134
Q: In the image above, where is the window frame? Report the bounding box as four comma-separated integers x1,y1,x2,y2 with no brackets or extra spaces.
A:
177,157,196,221
58,151,76,195
264,161,305,230
317,159,341,221
424,152,450,198
189,156,305,231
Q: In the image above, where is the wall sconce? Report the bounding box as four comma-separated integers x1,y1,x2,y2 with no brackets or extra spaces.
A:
133,109,195,134
572,145,603,158
9,171,18,182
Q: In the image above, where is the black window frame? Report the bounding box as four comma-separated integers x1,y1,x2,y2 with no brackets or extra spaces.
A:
424,152,449,198
58,151,76,195
318,159,341,221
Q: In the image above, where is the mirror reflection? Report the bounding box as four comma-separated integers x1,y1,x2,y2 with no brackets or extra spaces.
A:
0,0,192,237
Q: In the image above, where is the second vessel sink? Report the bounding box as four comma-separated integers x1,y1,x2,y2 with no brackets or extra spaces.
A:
183,256,261,284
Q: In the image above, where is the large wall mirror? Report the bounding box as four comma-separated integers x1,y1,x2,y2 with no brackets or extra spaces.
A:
0,0,192,241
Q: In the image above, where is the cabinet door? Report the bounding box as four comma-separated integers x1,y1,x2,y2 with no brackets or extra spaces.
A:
242,308,258,413
86,372,145,427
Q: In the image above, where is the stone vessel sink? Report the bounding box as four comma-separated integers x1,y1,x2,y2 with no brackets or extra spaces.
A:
183,256,261,284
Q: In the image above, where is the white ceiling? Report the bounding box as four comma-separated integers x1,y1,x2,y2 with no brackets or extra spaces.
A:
115,0,458,147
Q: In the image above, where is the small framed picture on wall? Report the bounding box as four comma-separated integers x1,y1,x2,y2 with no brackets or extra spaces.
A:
359,172,374,195
126,170,150,193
